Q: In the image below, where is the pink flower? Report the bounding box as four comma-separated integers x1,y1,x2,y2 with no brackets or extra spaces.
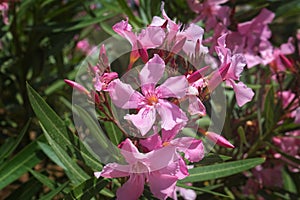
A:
149,3,208,59
140,125,205,162
113,18,165,67
273,130,300,172
237,9,275,67
94,72,118,92
187,0,231,31
186,68,208,115
176,185,196,200
0,2,9,25
263,37,295,72
212,34,255,106
76,39,92,54
94,138,188,200
108,54,188,135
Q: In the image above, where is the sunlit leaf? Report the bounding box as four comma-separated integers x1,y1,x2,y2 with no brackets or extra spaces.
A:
179,158,265,183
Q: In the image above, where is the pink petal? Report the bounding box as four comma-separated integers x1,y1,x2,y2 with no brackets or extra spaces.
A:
108,79,144,109
206,131,234,148
139,54,165,86
147,145,179,172
156,100,188,131
156,76,188,99
188,96,206,116
95,163,130,178
112,18,137,46
161,124,184,142
149,171,178,200
119,139,149,165
138,26,166,48
226,54,246,81
124,106,156,136
139,133,163,151
280,37,295,55
226,79,255,107
171,137,205,162
116,174,145,200
178,187,197,200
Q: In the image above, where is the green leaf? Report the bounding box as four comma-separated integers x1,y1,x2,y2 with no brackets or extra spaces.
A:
0,136,45,190
39,182,69,200
65,177,112,199
176,183,230,198
103,121,123,146
74,105,123,163
0,119,31,163
28,168,56,190
26,83,102,171
275,0,300,18
197,153,232,165
282,168,297,194
116,0,142,27
41,123,90,184
37,141,67,170
179,158,265,183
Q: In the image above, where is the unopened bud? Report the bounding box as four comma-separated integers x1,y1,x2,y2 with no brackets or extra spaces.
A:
64,79,90,95
205,131,234,148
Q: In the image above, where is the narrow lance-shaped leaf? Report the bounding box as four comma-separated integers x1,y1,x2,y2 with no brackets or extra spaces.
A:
41,123,90,184
74,105,123,163
26,83,102,171
0,119,31,163
179,158,265,183
65,177,113,200
0,135,46,190
39,182,69,200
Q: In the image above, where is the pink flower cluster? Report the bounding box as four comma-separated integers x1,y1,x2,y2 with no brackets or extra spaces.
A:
188,0,295,69
65,4,256,200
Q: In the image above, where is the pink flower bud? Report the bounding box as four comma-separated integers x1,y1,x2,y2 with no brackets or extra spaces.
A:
205,131,234,148
99,44,109,69
171,37,186,54
187,66,210,83
137,40,149,63
64,79,89,95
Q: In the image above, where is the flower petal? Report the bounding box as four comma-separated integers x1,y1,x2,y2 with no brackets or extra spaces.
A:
108,79,144,109
149,171,178,200
124,106,156,136
138,26,166,49
156,75,188,99
119,138,149,165
171,137,205,162
188,96,206,116
156,100,188,131
226,79,255,107
95,163,130,178
116,174,145,200
139,133,162,151
139,54,165,86
112,18,137,46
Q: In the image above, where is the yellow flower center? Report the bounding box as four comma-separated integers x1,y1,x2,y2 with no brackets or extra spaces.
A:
147,95,158,105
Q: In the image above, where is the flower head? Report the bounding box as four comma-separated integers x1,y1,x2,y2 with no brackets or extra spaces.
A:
108,54,188,135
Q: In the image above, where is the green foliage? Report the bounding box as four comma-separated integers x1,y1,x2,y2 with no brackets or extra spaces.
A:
180,158,265,183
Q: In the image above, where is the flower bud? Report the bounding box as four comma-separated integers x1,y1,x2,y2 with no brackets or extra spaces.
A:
205,131,234,148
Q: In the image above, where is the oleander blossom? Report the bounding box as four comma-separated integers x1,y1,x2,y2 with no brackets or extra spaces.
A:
94,138,188,200
211,34,255,106
108,54,188,136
